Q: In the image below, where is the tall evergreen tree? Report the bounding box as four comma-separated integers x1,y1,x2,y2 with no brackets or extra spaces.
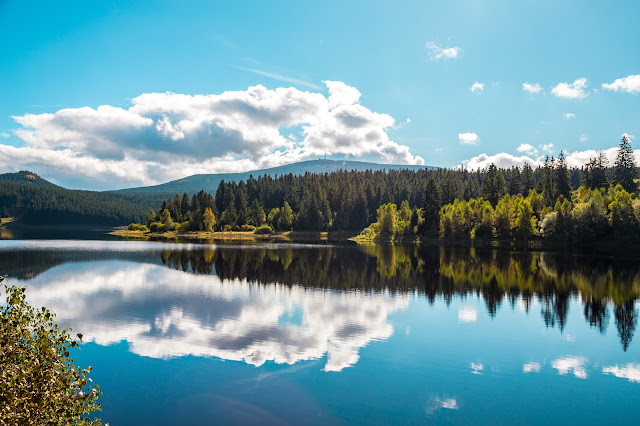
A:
555,151,572,198
521,163,535,193
614,135,638,192
482,164,506,206
421,177,441,233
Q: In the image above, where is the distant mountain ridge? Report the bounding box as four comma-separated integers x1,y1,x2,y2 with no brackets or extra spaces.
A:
111,159,433,196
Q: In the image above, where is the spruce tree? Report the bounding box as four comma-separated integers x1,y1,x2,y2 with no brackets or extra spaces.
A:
555,151,572,198
482,164,506,206
421,177,441,233
614,135,638,192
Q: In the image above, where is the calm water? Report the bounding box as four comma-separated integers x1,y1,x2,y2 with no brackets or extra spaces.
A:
2,239,639,425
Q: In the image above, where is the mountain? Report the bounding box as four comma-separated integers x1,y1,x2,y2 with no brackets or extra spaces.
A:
111,159,433,196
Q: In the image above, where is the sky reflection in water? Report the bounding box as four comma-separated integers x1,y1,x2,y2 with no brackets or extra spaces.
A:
2,240,640,425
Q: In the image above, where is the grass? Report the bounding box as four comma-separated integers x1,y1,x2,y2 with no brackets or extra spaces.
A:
109,229,341,242
0,217,15,225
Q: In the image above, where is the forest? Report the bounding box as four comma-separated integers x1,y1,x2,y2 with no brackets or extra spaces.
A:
0,172,147,225
143,136,639,246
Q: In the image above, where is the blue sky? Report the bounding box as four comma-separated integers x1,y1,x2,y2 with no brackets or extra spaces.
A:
1,0,639,189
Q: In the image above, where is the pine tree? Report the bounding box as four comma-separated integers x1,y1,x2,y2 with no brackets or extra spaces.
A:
555,151,572,198
614,135,638,192
422,177,441,233
482,164,506,206
521,163,535,193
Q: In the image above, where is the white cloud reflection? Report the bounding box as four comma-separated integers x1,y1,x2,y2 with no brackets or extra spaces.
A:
552,356,588,379
458,307,477,323
19,261,409,372
523,362,541,373
602,364,640,383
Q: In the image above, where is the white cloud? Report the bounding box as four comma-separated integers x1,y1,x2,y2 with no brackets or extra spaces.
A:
551,78,588,99
3,82,424,189
602,74,640,94
602,364,640,383
425,41,460,60
461,145,640,170
540,143,554,154
323,80,361,108
458,132,479,145
563,113,576,120
462,153,541,170
523,362,541,373
516,143,538,156
622,132,635,140
0,132,9,138
522,82,543,94
458,307,477,323
552,356,587,379
470,81,484,93
579,134,588,143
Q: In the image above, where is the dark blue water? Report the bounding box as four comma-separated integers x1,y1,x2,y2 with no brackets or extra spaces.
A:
2,240,639,425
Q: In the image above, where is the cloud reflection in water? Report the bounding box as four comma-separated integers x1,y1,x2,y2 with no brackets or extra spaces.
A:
20,261,409,372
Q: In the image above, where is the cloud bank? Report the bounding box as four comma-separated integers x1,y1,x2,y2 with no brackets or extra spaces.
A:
2,81,424,190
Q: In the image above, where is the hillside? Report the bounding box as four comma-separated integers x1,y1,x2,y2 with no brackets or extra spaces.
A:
111,159,432,196
0,171,60,188
0,172,147,225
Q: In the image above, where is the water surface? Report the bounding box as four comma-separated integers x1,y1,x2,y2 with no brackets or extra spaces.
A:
2,240,639,425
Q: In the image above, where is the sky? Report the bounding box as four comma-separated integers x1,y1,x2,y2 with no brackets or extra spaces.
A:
1,0,639,190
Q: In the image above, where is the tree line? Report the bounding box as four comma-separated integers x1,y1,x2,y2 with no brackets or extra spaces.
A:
136,135,637,242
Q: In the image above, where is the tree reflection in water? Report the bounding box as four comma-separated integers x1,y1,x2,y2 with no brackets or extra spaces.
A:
160,244,640,352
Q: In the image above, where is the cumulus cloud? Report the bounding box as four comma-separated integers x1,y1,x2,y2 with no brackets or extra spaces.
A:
551,78,588,99
563,113,576,120
470,81,484,93
425,41,460,60
462,153,540,170
458,132,479,145
516,143,538,156
2,82,424,190
602,74,640,94
522,82,543,94
540,143,554,154
462,145,640,170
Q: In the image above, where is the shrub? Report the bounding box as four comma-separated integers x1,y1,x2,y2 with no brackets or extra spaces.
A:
149,221,162,232
179,221,192,232
222,224,233,232
240,224,256,232
0,277,103,424
254,225,273,234
127,223,148,232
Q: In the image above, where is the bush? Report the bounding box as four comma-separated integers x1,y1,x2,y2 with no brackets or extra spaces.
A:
149,221,162,232
222,224,233,232
0,277,103,424
127,223,148,232
179,221,192,232
254,225,273,234
240,224,256,232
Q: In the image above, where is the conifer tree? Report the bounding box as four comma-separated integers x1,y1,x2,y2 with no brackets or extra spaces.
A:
614,135,638,192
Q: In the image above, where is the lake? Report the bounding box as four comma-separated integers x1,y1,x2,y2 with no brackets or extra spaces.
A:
1,239,639,425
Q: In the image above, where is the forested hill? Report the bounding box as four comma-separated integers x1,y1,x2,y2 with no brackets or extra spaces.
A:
0,171,147,225
0,171,60,188
111,159,432,196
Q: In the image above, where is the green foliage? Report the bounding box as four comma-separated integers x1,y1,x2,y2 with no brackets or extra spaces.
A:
240,224,256,232
202,207,216,232
0,277,102,425
482,164,506,206
376,203,397,235
247,199,266,227
126,223,149,232
149,221,162,232
254,225,273,234
279,202,294,230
